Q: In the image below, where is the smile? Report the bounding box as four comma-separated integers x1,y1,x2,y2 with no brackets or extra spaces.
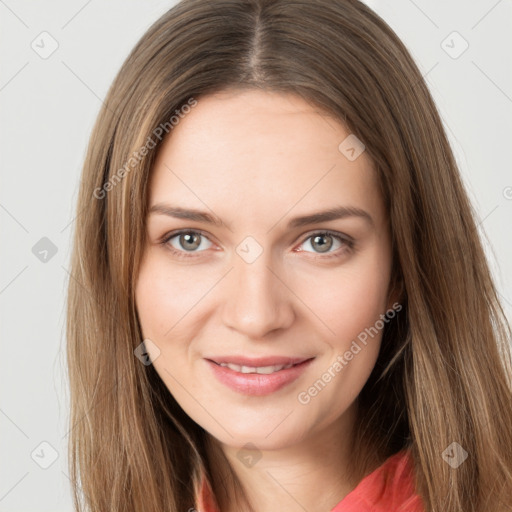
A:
217,362,295,374
205,357,315,396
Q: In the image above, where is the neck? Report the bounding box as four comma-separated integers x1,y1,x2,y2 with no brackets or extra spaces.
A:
206,401,380,512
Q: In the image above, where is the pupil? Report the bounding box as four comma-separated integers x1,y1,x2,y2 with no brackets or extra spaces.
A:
181,233,200,250
312,234,332,253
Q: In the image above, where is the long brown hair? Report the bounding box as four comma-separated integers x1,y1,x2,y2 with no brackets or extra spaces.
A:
66,0,512,510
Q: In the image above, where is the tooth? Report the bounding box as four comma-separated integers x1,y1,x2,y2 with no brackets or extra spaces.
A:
256,365,279,374
219,363,296,374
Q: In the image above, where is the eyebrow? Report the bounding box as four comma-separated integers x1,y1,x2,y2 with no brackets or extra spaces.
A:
148,203,374,229
149,203,230,228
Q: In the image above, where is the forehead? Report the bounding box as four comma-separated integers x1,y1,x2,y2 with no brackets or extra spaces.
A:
148,89,385,229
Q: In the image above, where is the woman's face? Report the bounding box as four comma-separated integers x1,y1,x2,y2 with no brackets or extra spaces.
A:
135,89,394,450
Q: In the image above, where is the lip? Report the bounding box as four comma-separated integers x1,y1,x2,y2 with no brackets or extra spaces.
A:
207,355,311,367
205,356,315,396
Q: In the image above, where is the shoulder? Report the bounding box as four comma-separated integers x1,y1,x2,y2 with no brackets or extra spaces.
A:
195,448,425,512
331,448,425,512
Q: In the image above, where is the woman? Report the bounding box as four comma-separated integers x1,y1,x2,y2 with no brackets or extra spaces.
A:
66,0,512,511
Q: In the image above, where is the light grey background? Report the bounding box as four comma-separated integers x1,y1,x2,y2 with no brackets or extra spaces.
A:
1,0,511,510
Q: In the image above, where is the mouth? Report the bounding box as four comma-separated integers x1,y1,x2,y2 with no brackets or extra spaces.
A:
205,356,315,396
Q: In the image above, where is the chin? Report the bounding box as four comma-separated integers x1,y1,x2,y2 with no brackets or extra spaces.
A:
204,413,313,451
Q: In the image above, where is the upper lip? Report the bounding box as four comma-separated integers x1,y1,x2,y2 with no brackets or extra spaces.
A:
206,356,314,367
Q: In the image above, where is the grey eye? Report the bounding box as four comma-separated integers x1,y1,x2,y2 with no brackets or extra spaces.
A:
301,233,344,254
310,234,334,253
168,231,212,252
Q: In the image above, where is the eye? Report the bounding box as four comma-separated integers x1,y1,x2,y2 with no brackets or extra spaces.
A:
296,230,354,257
162,229,213,257
160,228,354,260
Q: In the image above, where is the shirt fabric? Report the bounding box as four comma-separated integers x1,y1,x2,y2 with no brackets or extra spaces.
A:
195,447,425,512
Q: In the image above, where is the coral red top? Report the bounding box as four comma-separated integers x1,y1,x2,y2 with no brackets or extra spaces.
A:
195,448,424,512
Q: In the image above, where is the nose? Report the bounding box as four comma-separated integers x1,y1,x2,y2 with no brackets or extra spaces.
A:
220,248,295,339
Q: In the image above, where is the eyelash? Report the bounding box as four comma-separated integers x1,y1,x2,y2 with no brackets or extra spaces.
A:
159,229,355,261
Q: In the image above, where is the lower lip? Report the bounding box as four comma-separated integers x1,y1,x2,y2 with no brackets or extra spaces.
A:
206,359,314,396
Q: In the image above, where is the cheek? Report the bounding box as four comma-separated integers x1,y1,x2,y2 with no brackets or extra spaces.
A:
292,269,389,433
134,257,208,402
297,259,391,346
135,253,214,340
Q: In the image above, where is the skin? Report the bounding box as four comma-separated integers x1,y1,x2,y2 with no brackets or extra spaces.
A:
135,89,395,512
